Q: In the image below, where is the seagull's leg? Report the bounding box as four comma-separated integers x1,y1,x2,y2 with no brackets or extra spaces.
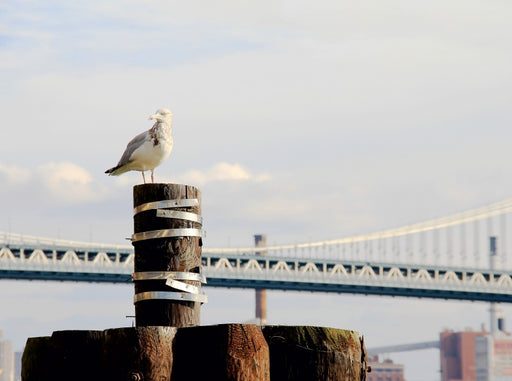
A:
151,169,155,183
142,171,146,184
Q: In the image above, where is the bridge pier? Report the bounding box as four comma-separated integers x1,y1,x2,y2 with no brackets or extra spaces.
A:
255,234,267,325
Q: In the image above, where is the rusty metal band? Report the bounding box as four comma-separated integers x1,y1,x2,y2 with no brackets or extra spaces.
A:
156,209,203,224
131,228,204,242
132,271,206,283
134,291,208,304
133,199,199,215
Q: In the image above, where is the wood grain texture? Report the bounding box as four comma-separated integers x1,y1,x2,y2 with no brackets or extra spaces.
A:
22,325,367,381
171,324,270,381
22,330,103,381
133,183,202,327
262,325,366,381
103,326,177,381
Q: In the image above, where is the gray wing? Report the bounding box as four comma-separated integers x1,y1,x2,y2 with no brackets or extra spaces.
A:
116,130,149,166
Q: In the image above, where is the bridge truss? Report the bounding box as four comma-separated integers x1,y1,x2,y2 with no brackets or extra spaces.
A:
1,241,512,302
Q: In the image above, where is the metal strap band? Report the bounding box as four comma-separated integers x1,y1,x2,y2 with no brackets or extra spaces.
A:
134,291,208,304
133,199,199,215
156,209,203,224
166,279,201,294
133,271,207,284
132,228,204,242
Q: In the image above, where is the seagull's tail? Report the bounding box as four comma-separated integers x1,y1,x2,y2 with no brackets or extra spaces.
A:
105,165,126,176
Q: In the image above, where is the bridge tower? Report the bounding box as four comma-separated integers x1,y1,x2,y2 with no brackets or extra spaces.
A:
489,236,504,334
254,234,267,325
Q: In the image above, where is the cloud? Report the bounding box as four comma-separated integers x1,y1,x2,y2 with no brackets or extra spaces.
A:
178,162,271,186
0,163,31,184
37,161,110,204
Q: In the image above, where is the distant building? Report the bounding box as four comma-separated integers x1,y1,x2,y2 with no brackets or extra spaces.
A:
14,352,22,381
367,355,405,381
0,331,14,381
440,329,489,381
475,333,512,380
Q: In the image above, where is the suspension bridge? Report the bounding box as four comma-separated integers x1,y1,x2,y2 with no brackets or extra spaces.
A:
2,198,512,302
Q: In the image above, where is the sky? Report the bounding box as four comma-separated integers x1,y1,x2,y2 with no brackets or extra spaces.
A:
1,1,512,379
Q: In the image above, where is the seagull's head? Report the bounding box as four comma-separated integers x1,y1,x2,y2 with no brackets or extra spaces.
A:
149,108,173,123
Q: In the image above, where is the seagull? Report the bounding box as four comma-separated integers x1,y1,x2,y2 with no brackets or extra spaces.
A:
105,108,174,184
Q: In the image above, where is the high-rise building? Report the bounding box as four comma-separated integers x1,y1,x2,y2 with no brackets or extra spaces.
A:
440,329,488,381
367,355,405,381
0,331,14,381
475,333,512,380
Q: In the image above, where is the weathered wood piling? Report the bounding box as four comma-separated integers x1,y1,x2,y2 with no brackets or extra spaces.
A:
263,326,368,380
22,325,367,380
22,183,368,380
132,183,205,327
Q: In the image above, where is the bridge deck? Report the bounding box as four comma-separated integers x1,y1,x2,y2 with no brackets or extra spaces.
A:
2,243,512,302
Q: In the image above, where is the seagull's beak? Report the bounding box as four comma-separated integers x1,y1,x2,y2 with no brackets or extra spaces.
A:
148,113,161,121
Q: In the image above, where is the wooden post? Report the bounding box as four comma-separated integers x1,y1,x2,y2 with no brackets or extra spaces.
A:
132,183,205,327
22,331,103,381
262,325,368,380
22,183,370,380
102,327,177,381
23,325,366,380
172,324,270,381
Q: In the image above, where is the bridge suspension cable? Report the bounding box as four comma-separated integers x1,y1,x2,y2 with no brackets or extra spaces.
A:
2,198,512,292
0,231,132,252
206,198,512,254
1,198,512,265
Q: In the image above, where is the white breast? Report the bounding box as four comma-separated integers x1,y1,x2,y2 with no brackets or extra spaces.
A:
128,136,173,171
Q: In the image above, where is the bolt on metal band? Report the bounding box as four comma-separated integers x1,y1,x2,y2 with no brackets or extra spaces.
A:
131,228,204,242
133,199,199,215
134,291,208,304
156,209,203,225
166,279,201,294
133,271,207,300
